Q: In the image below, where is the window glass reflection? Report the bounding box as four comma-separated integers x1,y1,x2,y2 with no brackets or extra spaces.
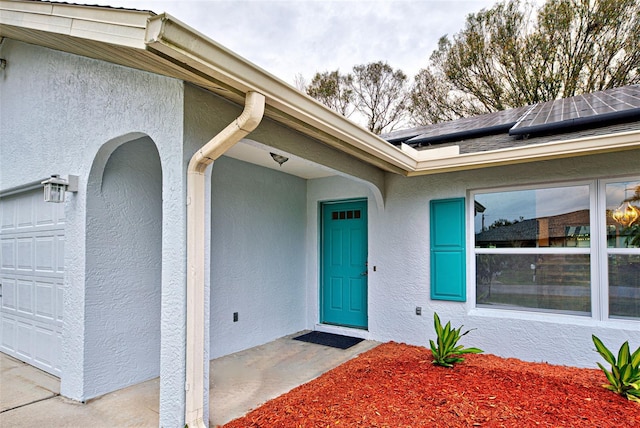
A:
606,181,640,249
609,255,640,319
476,254,591,314
475,185,590,248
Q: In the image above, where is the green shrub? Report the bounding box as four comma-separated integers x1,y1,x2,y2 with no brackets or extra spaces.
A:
429,312,482,367
592,335,640,402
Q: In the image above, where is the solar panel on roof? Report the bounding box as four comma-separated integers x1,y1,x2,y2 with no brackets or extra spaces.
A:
405,105,532,146
384,84,640,147
510,85,640,135
382,126,433,144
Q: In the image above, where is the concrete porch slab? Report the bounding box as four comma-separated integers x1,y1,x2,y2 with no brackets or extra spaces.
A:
211,331,379,426
0,331,379,427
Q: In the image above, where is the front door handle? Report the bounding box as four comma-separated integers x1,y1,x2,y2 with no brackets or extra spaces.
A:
360,271,368,276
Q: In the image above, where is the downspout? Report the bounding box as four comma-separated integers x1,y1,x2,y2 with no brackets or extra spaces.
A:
185,91,265,427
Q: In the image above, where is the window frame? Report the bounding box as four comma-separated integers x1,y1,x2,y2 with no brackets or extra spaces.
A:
468,177,639,321
598,177,640,320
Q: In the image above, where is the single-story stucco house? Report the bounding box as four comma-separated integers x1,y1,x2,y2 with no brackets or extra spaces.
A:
1,1,638,426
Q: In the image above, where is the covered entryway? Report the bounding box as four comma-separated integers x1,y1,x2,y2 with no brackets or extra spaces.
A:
0,189,64,376
321,200,368,329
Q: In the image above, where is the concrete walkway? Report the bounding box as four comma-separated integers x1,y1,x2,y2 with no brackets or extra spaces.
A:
1,331,378,427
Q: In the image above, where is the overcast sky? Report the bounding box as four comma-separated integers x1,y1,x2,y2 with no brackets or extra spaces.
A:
60,0,505,85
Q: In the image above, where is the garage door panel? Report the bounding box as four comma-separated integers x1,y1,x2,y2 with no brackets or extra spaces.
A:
1,278,16,310
15,319,33,358
34,325,56,367
35,281,55,321
35,236,55,272
54,330,62,373
36,203,56,227
17,279,33,315
57,236,65,273
1,199,16,230
1,238,15,269
1,315,16,351
17,237,33,270
1,189,63,377
56,286,63,323
38,199,64,226
16,196,34,228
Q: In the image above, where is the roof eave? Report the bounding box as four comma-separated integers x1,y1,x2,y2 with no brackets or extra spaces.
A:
0,0,151,48
406,129,640,176
143,14,415,174
2,1,639,178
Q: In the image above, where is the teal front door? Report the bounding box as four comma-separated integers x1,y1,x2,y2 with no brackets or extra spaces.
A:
321,200,368,329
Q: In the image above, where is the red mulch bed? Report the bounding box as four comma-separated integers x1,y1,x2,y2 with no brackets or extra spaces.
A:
223,342,640,427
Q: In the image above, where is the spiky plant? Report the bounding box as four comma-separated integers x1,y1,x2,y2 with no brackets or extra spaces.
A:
592,335,640,402
429,312,483,367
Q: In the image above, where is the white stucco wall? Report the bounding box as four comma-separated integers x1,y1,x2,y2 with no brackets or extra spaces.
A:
84,137,162,398
209,156,307,358
367,150,640,368
0,40,187,426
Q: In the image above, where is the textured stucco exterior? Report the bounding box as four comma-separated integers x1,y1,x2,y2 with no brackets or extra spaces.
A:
366,150,640,368
0,40,187,426
209,156,307,357
2,30,640,428
85,137,162,398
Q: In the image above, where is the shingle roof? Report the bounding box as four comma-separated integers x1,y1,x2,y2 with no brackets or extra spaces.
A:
475,219,538,245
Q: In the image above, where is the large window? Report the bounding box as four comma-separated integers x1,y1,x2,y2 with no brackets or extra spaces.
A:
605,180,640,319
473,178,640,320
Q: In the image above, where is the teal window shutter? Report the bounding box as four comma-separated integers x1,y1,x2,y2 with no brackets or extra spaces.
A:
430,198,466,301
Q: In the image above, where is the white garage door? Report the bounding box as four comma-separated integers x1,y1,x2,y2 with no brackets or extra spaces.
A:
0,189,64,376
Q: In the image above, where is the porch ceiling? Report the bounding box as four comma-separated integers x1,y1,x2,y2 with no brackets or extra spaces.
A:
224,141,336,180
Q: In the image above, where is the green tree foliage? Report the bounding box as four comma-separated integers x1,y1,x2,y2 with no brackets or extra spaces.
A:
410,0,640,125
306,70,354,117
305,62,409,134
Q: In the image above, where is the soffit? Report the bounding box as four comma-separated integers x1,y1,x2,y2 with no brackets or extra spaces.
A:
0,24,240,101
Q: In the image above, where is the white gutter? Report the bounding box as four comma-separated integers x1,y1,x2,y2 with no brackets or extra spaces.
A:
406,129,640,176
143,13,415,174
3,3,638,179
185,91,265,428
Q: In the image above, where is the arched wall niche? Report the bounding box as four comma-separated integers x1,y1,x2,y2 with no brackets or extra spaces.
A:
84,134,163,398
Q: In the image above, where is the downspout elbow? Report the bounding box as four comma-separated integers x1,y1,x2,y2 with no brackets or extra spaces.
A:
188,91,266,174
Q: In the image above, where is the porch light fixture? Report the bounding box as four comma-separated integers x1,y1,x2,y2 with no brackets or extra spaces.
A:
270,152,288,166
41,175,78,203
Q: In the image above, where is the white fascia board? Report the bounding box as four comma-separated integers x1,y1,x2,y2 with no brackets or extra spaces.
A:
401,143,460,161
144,14,417,172
0,0,149,48
4,2,637,177
408,129,640,176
